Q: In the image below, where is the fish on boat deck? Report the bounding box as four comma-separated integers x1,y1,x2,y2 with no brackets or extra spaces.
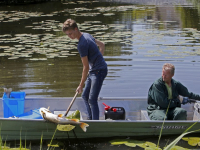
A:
39,107,89,132
4,88,12,98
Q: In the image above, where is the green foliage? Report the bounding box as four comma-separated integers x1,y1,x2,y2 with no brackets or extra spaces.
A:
57,124,75,131
110,139,161,149
182,137,200,146
40,133,43,150
164,146,190,150
66,110,80,120
109,137,196,150
47,128,57,150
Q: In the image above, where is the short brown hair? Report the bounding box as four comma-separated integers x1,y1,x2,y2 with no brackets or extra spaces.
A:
62,19,78,32
162,63,175,75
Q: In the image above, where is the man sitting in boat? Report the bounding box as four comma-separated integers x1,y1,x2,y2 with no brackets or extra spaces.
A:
147,63,200,120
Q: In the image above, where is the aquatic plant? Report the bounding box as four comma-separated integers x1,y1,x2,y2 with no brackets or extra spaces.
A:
157,100,172,148
40,132,43,150
47,128,57,150
110,139,162,149
182,137,200,146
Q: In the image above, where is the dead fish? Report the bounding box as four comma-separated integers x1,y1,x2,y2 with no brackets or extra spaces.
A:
39,107,89,132
4,88,12,98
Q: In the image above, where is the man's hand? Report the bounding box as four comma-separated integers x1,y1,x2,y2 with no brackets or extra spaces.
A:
181,97,191,105
76,85,83,94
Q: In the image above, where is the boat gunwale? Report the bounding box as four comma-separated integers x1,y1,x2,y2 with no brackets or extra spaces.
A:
0,117,199,124
1,96,148,101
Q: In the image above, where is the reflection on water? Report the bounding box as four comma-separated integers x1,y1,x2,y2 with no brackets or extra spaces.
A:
0,0,200,98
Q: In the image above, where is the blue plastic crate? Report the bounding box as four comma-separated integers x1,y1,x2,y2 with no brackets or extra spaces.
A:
2,92,26,118
17,109,43,119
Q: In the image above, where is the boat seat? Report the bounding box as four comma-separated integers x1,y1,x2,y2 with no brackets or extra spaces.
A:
141,110,150,120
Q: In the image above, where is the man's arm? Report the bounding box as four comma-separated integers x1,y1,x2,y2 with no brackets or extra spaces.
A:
95,39,105,55
76,56,89,94
177,82,200,100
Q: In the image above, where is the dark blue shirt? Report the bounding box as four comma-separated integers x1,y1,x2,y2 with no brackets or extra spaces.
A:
77,33,107,72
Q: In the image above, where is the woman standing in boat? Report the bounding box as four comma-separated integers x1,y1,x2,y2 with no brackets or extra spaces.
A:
147,63,200,120
62,19,107,120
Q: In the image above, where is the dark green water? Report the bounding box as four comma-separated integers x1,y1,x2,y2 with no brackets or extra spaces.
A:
1,0,200,149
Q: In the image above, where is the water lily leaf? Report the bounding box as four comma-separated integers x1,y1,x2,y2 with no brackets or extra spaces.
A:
125,140,146,148
124,142,136,147
109,139,128,145
145,147,162,150
145,141,157,147
144,142,161,150
188,138,200,146
165,145,189,150
188,140,199,146
9,148,30,150
182,137,200,141
182,137,200,146
136,143,147,148
110,139,147,148
182,137,189,141
57,124,75,131
8,57,19,59
103,13,115,16
29,58,39,61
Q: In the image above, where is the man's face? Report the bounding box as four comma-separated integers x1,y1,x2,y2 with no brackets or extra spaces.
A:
162,69,173,83
65,29,76,39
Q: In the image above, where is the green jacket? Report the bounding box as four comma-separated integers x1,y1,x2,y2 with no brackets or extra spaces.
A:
147,77,200,114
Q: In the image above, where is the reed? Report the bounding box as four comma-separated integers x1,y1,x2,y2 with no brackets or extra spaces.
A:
40,132,43,150
157,100,172,148
0,127,9,150
47,128,57,150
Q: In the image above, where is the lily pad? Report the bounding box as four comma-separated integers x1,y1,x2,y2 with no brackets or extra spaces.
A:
109,139,128,145
8,56,19,59
57,124,75,131
182,137,200,146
